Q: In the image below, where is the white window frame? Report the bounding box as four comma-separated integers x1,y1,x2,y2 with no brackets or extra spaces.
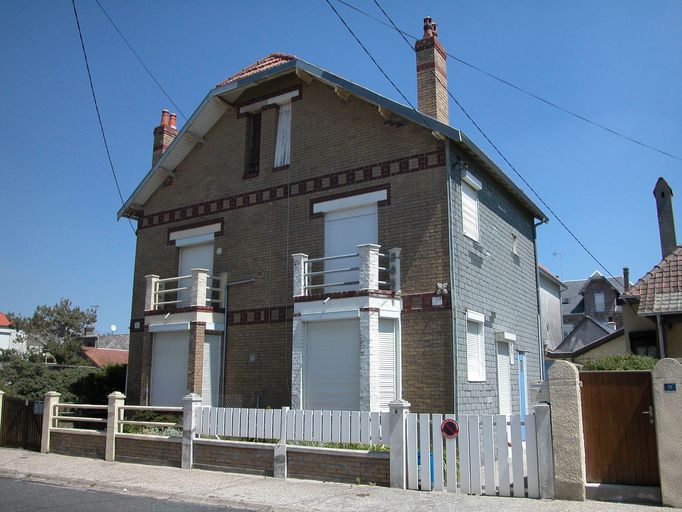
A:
461,171,482,242
466,310,486,382
274,101,292,168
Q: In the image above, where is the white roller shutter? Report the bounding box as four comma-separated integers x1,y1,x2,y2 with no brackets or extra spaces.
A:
497,341,512,416
201,334,221,406
305,320,360,411
462,182,479,241
378,319,396,411
150,331,189,406
178,242,214,305
466,316,486,382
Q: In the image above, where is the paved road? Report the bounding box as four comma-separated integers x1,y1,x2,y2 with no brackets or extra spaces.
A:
0,477,246,512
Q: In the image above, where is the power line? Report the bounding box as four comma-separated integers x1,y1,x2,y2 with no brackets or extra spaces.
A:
371,0,623,288
93,0,188,122
71,0,136,235
334,0,682,163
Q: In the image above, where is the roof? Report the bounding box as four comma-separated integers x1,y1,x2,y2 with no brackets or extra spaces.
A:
625,245,682,315
81,346,128,368
550,316,614,355
119,56,547,223
538,264,564,289
561,273,625,316
548,326,625,358
0,312,12,328
216,53,296,87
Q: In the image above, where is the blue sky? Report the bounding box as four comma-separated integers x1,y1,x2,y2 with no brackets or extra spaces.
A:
1,1,680,333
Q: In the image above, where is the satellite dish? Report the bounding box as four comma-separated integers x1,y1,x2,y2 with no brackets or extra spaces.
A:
110,324,118,333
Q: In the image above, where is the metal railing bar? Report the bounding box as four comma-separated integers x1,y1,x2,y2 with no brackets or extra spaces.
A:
57,404,107,410
305,267,359,276
121,406,183,412
53,416,107,424
156,275,191,283
306,253,358,264
304,281,360,289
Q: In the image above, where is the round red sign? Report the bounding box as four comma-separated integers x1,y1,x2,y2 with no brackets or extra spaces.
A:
440,418,460,439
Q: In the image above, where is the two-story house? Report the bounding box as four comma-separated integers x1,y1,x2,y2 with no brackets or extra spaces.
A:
119,18,547,415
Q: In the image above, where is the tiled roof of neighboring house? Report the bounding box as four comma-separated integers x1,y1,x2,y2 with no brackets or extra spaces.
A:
216,53,296,87
81,346,128,368
0,312,13,328
548,327,625,358
561,273,625,316
625,246,682,315
551,315,613,355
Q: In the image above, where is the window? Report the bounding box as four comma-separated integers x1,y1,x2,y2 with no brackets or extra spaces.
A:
274,102,292,168
511,234,518,255
594,292,605,312
466,310,486,382
245,113,262,176
461,170,482,241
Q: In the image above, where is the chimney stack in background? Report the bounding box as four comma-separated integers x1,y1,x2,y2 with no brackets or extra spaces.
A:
654,177,677,259
623,267,630,292
152,109,178,167
415,16,448,124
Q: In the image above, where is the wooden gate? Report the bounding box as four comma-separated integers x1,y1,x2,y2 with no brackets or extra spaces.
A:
0,396,42,451
580,371,659,486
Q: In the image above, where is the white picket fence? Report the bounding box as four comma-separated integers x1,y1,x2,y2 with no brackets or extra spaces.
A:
196,407,391,445
406,412,540,498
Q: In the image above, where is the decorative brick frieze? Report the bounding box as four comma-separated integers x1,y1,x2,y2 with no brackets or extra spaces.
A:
138,148,445,229
226,305,293,325
145,305,222,316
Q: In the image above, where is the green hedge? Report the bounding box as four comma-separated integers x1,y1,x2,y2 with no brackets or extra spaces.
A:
581,354,658,371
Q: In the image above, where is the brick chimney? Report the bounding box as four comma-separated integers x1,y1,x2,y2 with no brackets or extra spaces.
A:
415,16,448,124
654,177,677,258
152,109,178,166
623,266,630,292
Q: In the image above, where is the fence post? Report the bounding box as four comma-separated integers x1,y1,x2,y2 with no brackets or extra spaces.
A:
534,403,555,499
274,406,289,478
105,392,125,462
182,393,201,470
0,390,4,439
388,399,410,489
548,361,585,501
40,391,60,454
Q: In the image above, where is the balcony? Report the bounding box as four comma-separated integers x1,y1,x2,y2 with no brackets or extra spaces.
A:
143,269,228,331
292,244,401,299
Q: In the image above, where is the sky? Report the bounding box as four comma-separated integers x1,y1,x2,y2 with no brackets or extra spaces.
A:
1,1,680,334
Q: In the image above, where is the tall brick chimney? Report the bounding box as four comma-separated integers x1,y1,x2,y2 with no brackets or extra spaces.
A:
654,177,677,258
415,16,448,124
152,109,178,166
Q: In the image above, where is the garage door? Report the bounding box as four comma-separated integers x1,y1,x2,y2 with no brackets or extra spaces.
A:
150,331,189,406
305,320,360,411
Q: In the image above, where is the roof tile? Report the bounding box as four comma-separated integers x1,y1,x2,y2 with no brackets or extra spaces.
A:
626,246,682,314
216,53,296,87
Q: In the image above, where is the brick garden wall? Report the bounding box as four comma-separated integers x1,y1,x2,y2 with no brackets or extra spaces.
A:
115,435,181,467
193,440,273,475
50,430,105,459
287,446,390,486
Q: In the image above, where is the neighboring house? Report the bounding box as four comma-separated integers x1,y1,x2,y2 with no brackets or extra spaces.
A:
81,346,129,368
0,312,24,353
538,264,564,351
79,332,130,351
119,19,547,415
561,271,626,338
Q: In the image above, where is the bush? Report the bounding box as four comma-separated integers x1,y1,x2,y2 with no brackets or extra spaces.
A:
581,354,658,371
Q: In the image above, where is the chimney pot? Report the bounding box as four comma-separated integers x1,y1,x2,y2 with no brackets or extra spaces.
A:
152,108,178,167
169,113,177,129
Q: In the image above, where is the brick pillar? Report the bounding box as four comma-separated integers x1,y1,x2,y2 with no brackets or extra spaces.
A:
290,316,304,409
152,109,178,167
358,244,380,291
187,322,206,396
140,326,153,404
359,307,380,411
415,16,448,124
292,253,308,297
144,274,159,311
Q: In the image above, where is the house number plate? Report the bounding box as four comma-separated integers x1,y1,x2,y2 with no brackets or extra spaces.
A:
664,383,677,392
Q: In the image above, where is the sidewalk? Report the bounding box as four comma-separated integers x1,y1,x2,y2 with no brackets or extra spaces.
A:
0,448,668,511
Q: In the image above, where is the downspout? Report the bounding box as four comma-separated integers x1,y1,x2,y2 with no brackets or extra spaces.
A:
445,141,459,417
533,220,545,380
656,313,667,358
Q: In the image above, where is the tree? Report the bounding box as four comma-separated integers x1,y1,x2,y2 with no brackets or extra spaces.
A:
8,299,97,365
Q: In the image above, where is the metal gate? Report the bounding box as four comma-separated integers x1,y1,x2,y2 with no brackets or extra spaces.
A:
0,396,43,451
580,371,659,486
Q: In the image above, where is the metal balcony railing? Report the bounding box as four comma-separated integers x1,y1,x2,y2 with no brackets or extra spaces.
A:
144,269,227,311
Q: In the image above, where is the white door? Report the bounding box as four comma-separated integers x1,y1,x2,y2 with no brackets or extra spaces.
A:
324,205,378,291
150,331,189,406
178,242,213,305
305,320,360,410
378,319,396,411
202,334,221,406
496,341,512,416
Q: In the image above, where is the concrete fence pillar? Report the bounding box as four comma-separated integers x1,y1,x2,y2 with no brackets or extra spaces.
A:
652,358,682,508
534,403,555,499
388,399,410,489
105,392,125,462
0,390,4,437
274,406,289,478
41,391,61,454
548,361,586,501
181,393,202,470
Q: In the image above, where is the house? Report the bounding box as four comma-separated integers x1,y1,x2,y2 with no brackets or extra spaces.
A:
537,264,564,351
0,312,24,353
550,177,682,363
79,332,129,368
119,18,547,414
561,270,626,338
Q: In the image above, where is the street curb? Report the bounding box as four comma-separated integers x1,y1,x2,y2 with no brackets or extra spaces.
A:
0,468,284,511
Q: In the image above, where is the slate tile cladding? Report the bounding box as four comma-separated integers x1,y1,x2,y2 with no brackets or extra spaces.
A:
448,142,541,415
127,77,453,407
